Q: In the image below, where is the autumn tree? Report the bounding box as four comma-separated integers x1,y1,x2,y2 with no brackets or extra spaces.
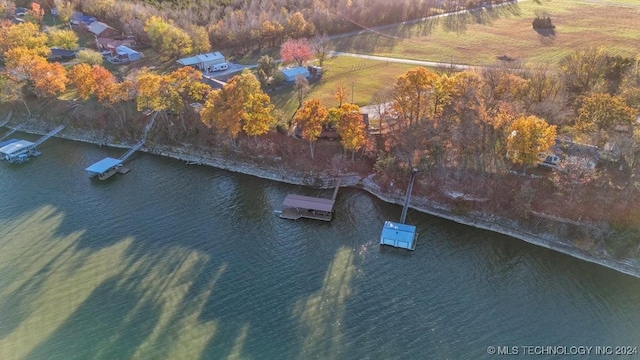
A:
5,49,67,99
561,46,608,97
68,63,96,99
293,99,328,159
334,83,348,107
576,93,636,145
144,16,192,60
391,67,440,128
54,0,74,27
507,115,557,171
0,70,30,116
286,12,308,39
0,22,49,58
26,2,44,29
577,93,636,132
200,69,274,146
47,29,78,50
187,25,211,54
103,80,135,126
335,103,366,161
280,38,312,67
261,20,284,47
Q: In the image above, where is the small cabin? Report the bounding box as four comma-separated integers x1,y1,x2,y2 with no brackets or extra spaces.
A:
115,45,141,62
280,194,335,221
281,67,311,82
86,157,123,180
380,221,417,250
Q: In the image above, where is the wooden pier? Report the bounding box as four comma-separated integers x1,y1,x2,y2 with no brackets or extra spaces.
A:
279,178,342,222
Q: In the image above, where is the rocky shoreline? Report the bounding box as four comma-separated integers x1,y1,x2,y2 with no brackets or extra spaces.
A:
9,122,640,279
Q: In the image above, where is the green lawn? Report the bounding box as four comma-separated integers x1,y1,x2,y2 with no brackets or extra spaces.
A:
269,56,416,120
329,0,640,67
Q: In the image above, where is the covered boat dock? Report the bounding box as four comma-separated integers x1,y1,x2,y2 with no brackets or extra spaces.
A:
279,194,335,221
0,140,37,163
380,221,417,250
85,157,123,180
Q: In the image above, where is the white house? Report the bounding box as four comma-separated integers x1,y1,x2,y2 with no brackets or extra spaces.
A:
177,52,226,72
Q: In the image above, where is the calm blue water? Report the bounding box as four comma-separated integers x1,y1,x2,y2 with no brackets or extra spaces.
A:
0,135,639,359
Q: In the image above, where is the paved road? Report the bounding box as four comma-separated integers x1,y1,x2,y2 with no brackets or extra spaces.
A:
327,51,478,70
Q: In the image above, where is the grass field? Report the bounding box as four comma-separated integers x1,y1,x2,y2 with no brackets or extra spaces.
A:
329,0,640,67
269,56,416,120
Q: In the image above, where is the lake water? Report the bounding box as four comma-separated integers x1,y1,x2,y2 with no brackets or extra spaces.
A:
1,136,639,359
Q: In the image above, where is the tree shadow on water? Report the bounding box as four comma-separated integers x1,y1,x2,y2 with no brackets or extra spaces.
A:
24,277,161,360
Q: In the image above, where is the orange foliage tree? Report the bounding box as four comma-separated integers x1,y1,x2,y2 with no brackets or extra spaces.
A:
293,99,328,159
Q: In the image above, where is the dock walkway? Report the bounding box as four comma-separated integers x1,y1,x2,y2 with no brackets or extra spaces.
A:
32,125,65,147
119,112,157,161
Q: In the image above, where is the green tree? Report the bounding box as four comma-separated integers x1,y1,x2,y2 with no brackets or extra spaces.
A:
47,29,78,50
257,55,277,86
77,49,103,65
507,115,557,171
54,0,74,27
293,99,328,159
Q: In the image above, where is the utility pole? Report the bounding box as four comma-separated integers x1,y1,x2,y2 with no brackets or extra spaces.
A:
351,81,354,104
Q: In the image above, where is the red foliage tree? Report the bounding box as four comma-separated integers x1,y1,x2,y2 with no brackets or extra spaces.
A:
280,38,312,67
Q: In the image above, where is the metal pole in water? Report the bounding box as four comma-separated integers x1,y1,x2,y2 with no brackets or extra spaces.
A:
400,168,418,224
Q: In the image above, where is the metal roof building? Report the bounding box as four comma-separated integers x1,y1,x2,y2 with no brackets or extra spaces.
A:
380,221,417,250
177,52,225,71
0,140,34,157
116,45,141,61
281,67,310,82
0,138,19,148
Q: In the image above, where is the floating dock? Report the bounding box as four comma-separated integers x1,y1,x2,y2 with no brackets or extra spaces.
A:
0,140,38,163
380,168,419,251
0,125,64,163
279,178,341,222
85,157,123,180
380,221,417,250
86,113,156,180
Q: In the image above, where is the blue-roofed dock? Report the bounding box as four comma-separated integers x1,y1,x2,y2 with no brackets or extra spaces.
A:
380,221,417,250
85,157,123,180
380,168,419,251
85,113,156,180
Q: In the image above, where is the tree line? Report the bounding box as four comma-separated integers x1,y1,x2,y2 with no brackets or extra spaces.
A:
3,0,513,57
